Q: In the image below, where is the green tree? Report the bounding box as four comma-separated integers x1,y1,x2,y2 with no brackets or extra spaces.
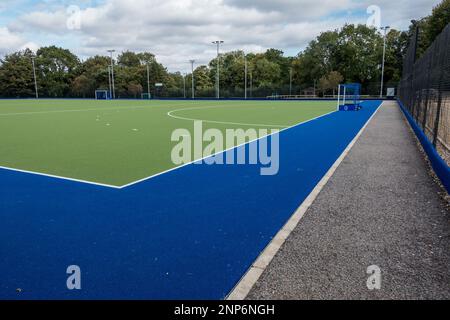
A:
334,24,383,87
317,76,330,95
76,55,111,97
103,51,170,98
71,75,92,98
0,49,36,98
35,46,79,97
264,49,292,87
134,52,171,97
194,66,213,90
127,82,143,98
136,52,157,65
118,51,141,68
292,24,395,94
292,30,339,88
384,29,409,84
251,55,281,87
327,71,344,95
424,0,450,47
318,71,343,96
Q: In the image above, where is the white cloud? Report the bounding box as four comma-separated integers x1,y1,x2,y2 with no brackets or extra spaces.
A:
9,10,68,33
224,0,352,18
2,0,443,71
0,27,38,56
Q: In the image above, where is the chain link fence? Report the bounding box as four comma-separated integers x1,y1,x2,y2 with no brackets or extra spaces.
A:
161,82,390,99
398,24,450,166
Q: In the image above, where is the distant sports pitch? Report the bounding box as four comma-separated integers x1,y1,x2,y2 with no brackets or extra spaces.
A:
0,99,336,187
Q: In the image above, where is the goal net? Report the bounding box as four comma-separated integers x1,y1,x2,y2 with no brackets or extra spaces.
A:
337,83,362,111
95,90,111,100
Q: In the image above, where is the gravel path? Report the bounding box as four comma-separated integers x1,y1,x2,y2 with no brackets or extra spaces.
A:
247,101,450,300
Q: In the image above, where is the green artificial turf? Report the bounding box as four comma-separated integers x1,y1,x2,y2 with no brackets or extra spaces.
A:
0,99,335,186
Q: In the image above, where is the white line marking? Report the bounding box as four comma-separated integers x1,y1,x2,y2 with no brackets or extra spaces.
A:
0,106,151,116
0,100,290,117
167,105,289,128
0,165,121,189
226,102,383,300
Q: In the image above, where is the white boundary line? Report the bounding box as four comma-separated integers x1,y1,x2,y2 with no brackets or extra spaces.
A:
168,106,288,128
226,102,383,300
0,105,152,116
0,100,252,117
0,106,337,189
0,165,121,189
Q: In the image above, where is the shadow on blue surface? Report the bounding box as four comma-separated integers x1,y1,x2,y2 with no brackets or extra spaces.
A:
0,101,381,299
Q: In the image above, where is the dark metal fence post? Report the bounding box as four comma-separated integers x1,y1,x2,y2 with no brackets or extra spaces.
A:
422,51,433,131
432,28,449,147
415,87,422,122
410,26,420,117
433,84,443,147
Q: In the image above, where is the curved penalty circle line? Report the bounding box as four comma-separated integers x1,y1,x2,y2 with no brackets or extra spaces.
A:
167,105,289,128
121,108,338,189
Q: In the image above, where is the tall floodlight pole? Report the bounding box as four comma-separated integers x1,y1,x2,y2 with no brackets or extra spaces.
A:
31,57,39,99
212,40,224,99
183,73,186,99
380,26,390,98
189,60,195,99
289,68,293,96
107,50,116,99
146,63,151,98
250,72,253,98
244,53,248,99
108,65,112,98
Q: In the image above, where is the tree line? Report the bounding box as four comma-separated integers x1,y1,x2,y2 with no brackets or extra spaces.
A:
0,0,448,99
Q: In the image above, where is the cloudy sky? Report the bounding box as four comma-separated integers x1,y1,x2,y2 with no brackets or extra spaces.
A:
0,0,441,72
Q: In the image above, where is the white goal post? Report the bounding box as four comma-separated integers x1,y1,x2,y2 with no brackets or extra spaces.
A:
95,90,110,100
336,83,362,111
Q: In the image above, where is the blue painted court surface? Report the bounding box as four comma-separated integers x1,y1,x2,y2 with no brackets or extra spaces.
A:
0,101,381,299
